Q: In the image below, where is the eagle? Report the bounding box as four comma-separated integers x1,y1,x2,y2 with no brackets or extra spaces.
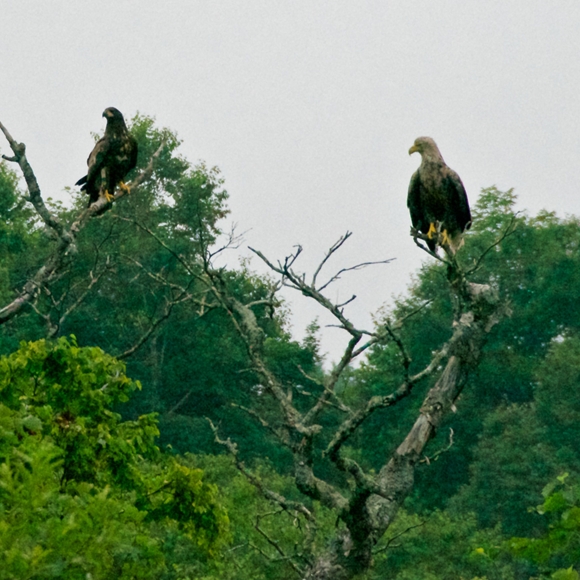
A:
408,137,471,253
76,107,138,206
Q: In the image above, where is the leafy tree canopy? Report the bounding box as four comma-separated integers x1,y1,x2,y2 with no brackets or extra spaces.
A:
0,336,229,579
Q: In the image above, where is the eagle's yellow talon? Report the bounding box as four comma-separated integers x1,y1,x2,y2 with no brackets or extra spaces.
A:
427,222,437,239
119,181,131,195
441,230,451,246
104,190,114,202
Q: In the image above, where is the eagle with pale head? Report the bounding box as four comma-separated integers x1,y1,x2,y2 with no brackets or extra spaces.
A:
408,137,471,253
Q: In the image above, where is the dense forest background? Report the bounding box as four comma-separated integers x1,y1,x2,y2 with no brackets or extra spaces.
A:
1,116,579,579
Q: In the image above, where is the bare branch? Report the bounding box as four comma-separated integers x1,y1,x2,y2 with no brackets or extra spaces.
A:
254,511,304,575
0,120,65,236
373,520,427,555
324,379,415,461
420,427,454,465
231,402,292,447
411,228,450,264
202,268,310,434
294,364,352,414
167,389,194,415
207,419,314,520
318,258,394,293
311,232,352,288
50,258,112,336
116,293,186,360
208,222,248,259
246,295,281,309
114,216,196,276
29,297,58,337
383,320,412,381
324,274,498,475
250,245,371,340
335,295,357,309
301,333,362,427
120,254,192,294
331,453,382,495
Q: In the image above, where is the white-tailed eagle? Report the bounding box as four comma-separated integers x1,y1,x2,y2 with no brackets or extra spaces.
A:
76,107,138,206
408,137,471,253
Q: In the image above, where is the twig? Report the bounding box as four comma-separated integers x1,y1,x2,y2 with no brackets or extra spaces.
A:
116,291,188,360
114,216,196,275
208,223,247,259
50,258,112,336
311,232,352,288
167,389,194,415
231,403,292,447
411,228,449,264
318,258,394,293
207,418,314,519
465,213,519,275
420,428,455,464
373,520,427,555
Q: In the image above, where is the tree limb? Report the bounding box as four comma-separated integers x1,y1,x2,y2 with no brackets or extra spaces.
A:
207,418,314,519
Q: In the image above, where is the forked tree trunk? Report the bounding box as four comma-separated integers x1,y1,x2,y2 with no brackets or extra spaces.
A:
301,279,504,580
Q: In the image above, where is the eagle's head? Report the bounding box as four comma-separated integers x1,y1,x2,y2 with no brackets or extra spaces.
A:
102,107,125,122
409,137,444,162
102,107,128,132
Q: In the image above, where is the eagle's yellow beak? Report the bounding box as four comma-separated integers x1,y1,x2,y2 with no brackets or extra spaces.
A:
408,144,419,155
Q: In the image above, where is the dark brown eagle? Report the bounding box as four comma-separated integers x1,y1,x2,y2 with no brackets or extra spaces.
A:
76,107,138,206
408,136,471,253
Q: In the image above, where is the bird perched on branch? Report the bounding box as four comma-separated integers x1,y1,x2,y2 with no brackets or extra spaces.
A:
76,107,138,206
408,136,471,253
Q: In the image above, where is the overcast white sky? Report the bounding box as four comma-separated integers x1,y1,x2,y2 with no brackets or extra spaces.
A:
2,1,579,362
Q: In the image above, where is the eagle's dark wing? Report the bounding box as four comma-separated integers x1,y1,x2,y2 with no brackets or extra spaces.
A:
445,169,471,231
108,134,138,190
86,137,110,185
75,136,111,200
407,170,424,231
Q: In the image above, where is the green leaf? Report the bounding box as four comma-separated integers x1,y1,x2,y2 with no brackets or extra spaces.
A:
552,568,579,580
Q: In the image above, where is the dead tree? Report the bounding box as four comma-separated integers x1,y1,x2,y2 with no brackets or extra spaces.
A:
201,227,511,580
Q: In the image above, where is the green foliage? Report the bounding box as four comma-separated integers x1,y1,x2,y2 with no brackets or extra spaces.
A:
363,509,519,580
505,474,580,578
0,337,229,579
535,337,580,466
0,335,157,488
0,161,47,353
184,453,337,580
0,441,164,579
0,161,37,259
450,404,559,536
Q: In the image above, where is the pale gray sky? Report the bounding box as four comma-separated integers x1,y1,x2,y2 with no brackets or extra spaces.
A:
2,1,579,361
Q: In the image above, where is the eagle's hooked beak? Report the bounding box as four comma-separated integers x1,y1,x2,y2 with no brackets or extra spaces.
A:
408,144,419,155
